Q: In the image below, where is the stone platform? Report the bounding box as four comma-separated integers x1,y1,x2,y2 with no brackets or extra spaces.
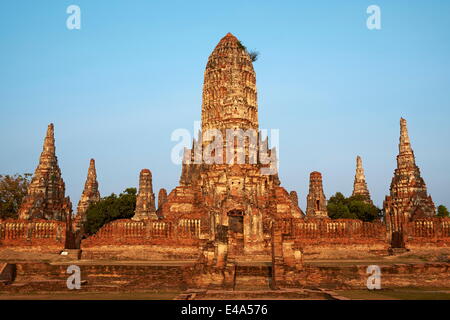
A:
175,288,346,300
0,255,448,299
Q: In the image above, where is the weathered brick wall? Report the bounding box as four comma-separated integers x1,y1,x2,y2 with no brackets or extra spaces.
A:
281,218,450,246
80,218,203,260
81,245,201,260
279,218,387,245
82,218,203,247
405,218,450,247
73,217,450,262
6,262,189,292
0,219,66,249
279,263,450,289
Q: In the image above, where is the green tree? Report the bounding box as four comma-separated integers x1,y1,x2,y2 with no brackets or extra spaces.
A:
84,188,137,235
328,202,356,219
327,192,381,222
327,192,357,219
0,173,31,219
437,205,449,218
347,195,381,222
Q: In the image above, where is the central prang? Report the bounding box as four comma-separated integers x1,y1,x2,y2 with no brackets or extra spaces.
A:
159,33,304,259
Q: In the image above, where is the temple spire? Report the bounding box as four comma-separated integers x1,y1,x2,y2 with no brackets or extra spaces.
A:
76,159,100,224
397,118,418,170
357,156,362,169
18,123,72,221
36,123,57,170
384,118,436,247
43,123,55,153
352,156,372,204
399,117,413,155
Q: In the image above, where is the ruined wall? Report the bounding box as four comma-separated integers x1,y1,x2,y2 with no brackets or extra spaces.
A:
80,217,450,261
81,218,203,260
278,262,450,289
277,218,388,260
4,262,189,292
280,218,386,244
405,218,450,247
0,219,66,250
82,219,203,247
277,218,450,259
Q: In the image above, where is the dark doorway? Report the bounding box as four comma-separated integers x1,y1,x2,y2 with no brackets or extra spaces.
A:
228,210,244,255
229,215,243,234
391,231,405,248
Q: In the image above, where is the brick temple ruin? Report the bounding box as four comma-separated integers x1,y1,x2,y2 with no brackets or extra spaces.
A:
1,33,449,291
384,117,438,250
17,123,72,222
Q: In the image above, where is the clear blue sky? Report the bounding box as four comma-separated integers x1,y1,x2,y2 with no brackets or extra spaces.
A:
1,0,449,210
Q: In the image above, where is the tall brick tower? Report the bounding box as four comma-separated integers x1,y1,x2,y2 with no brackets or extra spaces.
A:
161,33,303,256
76,159,100,225
384,118,436,247
306,172,328,218
133,169,157,220
352,156,372,204
18,123,72,221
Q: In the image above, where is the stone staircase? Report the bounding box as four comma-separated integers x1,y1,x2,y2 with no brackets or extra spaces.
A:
229,254,271,264
233,264,273,291
177,288,338,300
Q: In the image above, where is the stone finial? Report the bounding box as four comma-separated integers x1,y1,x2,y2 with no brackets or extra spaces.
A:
352,156,372,204
306,171,328,218
132,169,157,220
76,159,100,224
43,123,55,154
399,117,412,154
18,123,71,221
